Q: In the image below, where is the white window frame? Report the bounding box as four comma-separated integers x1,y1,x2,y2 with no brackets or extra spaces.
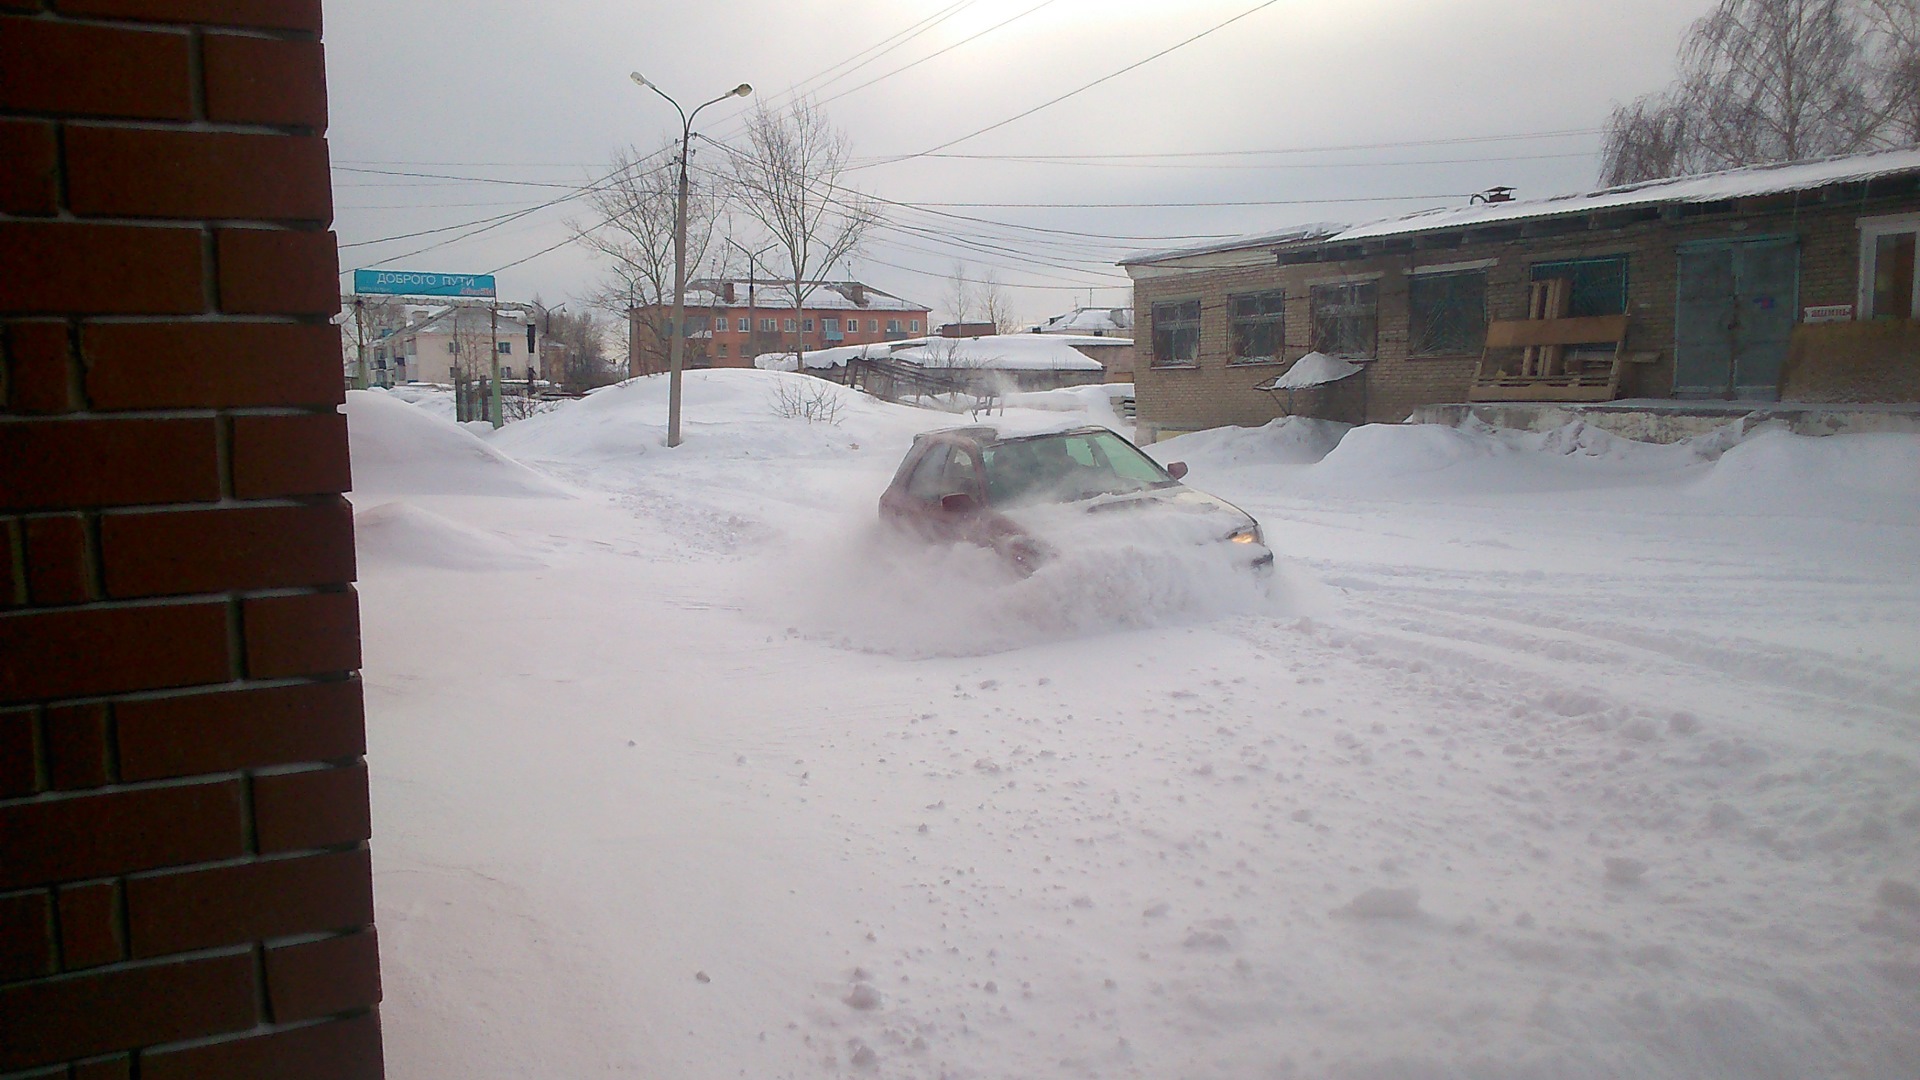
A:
1858,212,1920,318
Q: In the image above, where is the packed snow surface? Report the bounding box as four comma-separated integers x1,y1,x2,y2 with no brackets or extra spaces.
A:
349,372,1920,1080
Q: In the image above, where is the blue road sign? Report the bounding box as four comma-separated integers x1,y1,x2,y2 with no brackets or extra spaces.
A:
353,269,496,298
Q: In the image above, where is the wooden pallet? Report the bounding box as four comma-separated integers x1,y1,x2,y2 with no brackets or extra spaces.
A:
1470,314,1634,402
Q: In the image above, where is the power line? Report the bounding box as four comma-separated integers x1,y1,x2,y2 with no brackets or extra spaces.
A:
866,128,1608,162
856,0,1287,170
813,0,1064,110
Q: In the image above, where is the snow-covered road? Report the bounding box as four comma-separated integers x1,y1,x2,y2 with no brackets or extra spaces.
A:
347,372,1920,1079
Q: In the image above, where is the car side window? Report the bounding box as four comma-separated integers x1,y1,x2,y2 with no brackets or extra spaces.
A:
905,445,955,501
947,449,978,498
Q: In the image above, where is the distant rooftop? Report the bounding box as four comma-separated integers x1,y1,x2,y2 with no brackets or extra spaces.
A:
673,280,928,312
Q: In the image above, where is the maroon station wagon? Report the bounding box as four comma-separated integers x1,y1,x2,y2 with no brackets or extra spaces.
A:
878,425,1274,575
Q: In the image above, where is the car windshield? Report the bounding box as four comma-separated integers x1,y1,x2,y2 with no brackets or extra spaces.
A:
982,430,1174,507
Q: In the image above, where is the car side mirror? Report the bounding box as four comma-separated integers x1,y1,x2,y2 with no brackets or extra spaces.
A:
1166,461,1189,480
940,492,978,513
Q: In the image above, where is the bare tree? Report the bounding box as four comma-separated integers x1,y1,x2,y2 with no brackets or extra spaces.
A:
726,98,882,367
1601,0,1879,183
1866,0,1920,142
943,260,978,329
572,144,719,377
977,269,1019,335
545,308,619,392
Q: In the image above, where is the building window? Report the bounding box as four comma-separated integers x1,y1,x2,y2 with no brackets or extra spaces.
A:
869,320,879,332
910,319,921,332
498,340,512,355
1529,256,1628,316
1150,299,1201,366
503,366,514,379
1408,271,1487,356
760,318,776,332
1860,214,1920,319
1310,282,1378,358
783,318,797,332
800,318,812,332
824,318,840,332
1228,290,1285,363
448,340,460,354
717,344,729,357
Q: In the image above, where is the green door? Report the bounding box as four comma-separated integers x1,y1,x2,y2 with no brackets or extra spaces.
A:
1674,237,1799,400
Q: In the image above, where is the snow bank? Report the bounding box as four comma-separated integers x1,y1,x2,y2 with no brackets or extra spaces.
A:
354,501,547,571
344,389,566,499
1690,428,1920,517
1150,416,1351,468
1259,351,1364,389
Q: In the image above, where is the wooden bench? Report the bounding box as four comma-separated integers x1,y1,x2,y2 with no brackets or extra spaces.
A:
1469,314,1639,402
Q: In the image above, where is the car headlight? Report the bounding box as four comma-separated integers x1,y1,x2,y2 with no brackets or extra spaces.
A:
1226,523,1264,546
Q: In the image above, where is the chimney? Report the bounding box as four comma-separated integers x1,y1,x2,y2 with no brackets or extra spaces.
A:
723,282,735,304
846,282,866,306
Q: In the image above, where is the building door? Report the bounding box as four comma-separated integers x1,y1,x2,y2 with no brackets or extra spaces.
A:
1674,236,1799,400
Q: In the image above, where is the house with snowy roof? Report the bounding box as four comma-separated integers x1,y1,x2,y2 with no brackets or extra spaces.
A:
627,279,929,376
1119,147,1920,439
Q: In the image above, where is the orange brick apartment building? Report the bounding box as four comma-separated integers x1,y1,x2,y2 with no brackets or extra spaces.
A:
628,279,929,375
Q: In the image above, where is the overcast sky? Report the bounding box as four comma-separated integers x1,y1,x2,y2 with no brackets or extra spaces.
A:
324,0,1706,327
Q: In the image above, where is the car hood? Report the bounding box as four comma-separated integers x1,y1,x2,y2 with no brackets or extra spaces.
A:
1000,484,1259,546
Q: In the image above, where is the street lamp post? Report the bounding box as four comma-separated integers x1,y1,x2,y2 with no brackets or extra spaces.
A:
631,72,751,448
725,237,777,366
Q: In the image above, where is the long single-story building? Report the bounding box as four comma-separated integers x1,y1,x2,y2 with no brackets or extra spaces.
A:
1121,148,1920,438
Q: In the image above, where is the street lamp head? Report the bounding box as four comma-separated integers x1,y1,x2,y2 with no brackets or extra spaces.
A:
629,71,650,89
732,83,753,98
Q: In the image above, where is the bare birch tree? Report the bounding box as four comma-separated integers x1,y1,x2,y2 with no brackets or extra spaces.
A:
943,260,978,330
977,270,1019,334
572,144,719,377
1601,0,1879,183
725,98,881,367
1866,0,1920,142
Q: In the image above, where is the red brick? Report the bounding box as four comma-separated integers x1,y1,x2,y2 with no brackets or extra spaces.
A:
5,320,78,413
44,702,111,789
0,602,229,705
0,780,244,890
117,679,366,782
242,589,360,678
265,928,379,1023
56,880,125,969
0,222,205,316
216,229,340,316
0,952,256,1071
0,706,38,797
0,17,192,121
23,513,91,604
141,1010,383,1080
125,848,372,958
0,119,58,214
232,413,352,498
204,34,327,129
72,1057,132,1080
0,418,219,511
55,0,323,33
254,763,369,854
101,501,356,599
0,889,54,981
66,128,332,222
82,322,347,410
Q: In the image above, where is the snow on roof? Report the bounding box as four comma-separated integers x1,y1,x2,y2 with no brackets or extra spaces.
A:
1035,307,1134,335
681,280,927,312
1124,149,1920,270
757,335,1105,372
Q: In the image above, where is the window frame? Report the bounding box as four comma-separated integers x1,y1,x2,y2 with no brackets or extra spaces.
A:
1227,290,1286,365
1529,255,1629,317
1150,298,1202,368
1309,282,1378,359
1406,269,1488,358
1858,212,1920,319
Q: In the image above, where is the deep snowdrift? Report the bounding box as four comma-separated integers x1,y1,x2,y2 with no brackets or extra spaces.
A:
349,377,1920,1080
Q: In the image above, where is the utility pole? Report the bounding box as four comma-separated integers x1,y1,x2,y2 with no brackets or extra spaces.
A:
726,237,776,366
488,304,503,429
353,297,368,390
632,72,752,447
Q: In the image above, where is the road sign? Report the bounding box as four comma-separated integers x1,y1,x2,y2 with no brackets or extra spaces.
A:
352,269,496,298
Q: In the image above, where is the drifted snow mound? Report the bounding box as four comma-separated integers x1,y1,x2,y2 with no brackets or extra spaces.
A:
1149,416,1351,468
345,390,566,499
1002,383,1133,427
1303,420,1718,496
486,368,926,463
354,502,547,571
1689,429,1920,516
747,520,1317,658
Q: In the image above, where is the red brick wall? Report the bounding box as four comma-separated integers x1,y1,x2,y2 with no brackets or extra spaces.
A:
1,1,382,1076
